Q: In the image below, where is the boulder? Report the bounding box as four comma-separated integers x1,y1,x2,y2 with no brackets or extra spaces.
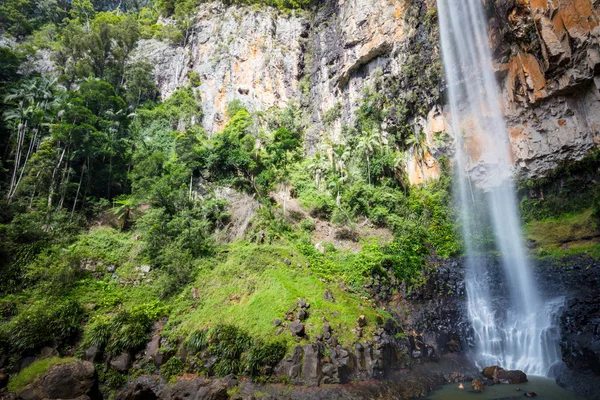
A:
19,357,38,371
471,379,486,392
157,378,204,399
145,335,161,362
115,382,158,400
297,308,307,321
84,345,102,363
482,365,502,379
195,380,229,400
40,347,58,358
494,369,527,384
19,360,96,400
275,345,304,382
289,322,305,337
110,353,132,372
301,344,322,387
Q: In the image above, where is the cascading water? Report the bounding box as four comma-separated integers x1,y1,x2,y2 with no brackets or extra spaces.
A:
436,0,562,376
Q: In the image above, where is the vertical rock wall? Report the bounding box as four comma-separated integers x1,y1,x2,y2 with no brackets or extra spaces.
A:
138,0,600,181
491,0,600,178
136,3,308,133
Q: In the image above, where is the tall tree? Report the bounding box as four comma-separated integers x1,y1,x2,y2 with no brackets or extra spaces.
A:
267,127,300,214
356,128,382,185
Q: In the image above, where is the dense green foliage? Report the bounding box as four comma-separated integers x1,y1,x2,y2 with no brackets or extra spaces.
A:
4,0,594,391
517,150,600,258
0,1,457,386
0,299,82,354
81,304,161,356
518,149,600,222
155,0,314,17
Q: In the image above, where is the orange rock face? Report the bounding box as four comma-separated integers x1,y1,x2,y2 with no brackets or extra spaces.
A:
503,0,599,106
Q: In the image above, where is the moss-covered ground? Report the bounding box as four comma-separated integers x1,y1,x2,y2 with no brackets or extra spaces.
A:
525,209,600,259
162,241,389,346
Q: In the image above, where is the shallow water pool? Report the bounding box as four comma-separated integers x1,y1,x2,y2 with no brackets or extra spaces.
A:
426,376,583,400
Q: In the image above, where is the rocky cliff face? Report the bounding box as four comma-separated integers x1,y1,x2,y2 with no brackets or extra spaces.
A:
489,0,600,178
136,5,307,133
138,0,600,183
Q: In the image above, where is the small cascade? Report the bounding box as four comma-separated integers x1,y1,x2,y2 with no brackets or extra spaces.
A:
436,0,562,376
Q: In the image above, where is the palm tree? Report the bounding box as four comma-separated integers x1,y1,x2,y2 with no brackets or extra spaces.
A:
3,77,59,203
356,128,382,185
307,152,329,190
331,142,350,180
393,149,409,195
4,103,34,202
112,196,138,230
328,174,345,208
407,130,430,178
103,108,125,198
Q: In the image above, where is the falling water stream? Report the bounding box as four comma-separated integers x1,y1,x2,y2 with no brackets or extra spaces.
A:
436,0,562,376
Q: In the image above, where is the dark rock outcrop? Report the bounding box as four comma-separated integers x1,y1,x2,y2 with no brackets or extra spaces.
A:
482,365,501,379
494,369,528,384
18,361,98,400
115,376,234,400
560,295,600,375
110,353,132,372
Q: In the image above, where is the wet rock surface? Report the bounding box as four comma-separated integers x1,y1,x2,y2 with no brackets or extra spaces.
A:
494,369,528,384
471,378,486,392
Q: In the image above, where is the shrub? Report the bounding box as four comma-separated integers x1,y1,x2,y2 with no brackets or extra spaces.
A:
243,340,286,378
81,316,112,349
208,324,252,363
186,329,208,353
1,299,82,355
81,304,160,357
161,356,184,380
106,307,154,356
300,190,334,219
202,324,250,377
189,71,201,87
97,368,127,389
300,219,316,232
247,206,292,244
331,207,352,226
155,244,197,299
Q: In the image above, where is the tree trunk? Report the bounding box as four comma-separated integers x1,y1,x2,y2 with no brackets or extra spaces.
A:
9,129,38,202
71,162,86,218
47,147,66,211
8,120,26,203
367,153,371,185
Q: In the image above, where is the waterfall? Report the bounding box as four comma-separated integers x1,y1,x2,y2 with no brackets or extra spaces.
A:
436,0,562,376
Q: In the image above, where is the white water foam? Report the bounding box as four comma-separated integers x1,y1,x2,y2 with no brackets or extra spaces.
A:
436,0,562,376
